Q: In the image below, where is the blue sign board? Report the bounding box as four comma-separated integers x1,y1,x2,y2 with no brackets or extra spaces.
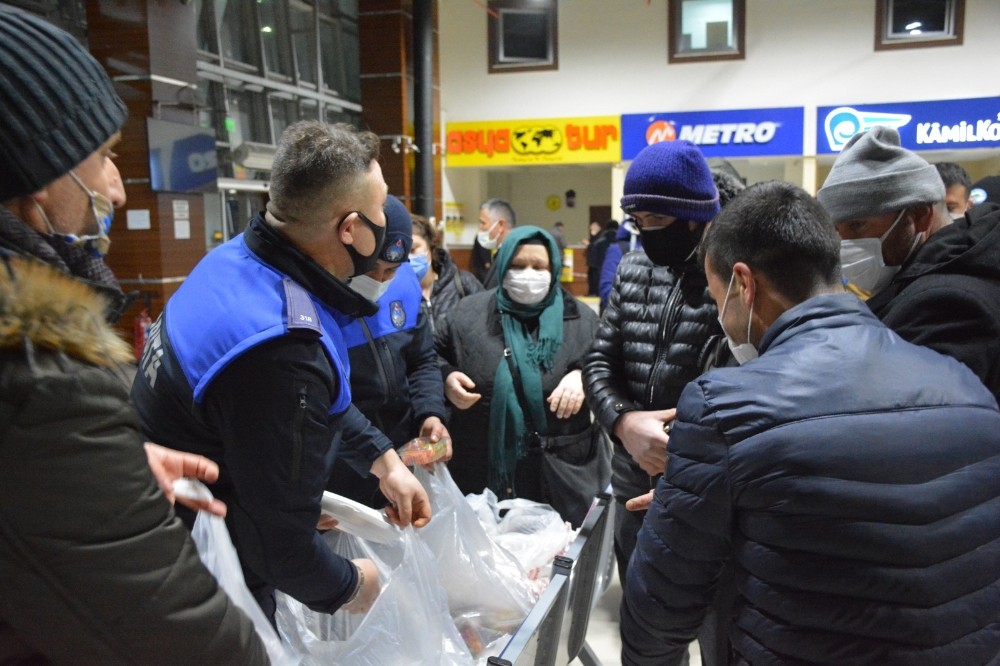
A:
621,107,804,160
817,96,1000,154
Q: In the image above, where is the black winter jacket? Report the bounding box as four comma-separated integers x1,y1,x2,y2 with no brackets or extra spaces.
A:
0,253,266,665
867,202,1000,403
427,251,483,335
436,288,599,506
583,251,724,499
622,293,1000,666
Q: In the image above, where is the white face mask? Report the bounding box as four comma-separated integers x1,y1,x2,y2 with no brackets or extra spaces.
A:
503,268,551,305
717,271,758,365
348,273,393,302
477,219,500,251
839,209,913,299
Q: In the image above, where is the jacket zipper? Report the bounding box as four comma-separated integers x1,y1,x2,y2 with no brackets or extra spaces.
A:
645,271,686,406
291,389,307,484
359,319,389,432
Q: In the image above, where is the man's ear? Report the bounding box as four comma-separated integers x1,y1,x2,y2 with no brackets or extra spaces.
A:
338,212,356,245
732,261,755,306
910,204,935,234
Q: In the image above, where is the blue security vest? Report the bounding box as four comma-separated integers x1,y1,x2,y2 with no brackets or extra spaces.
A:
337,261,422,349
165,233,353,415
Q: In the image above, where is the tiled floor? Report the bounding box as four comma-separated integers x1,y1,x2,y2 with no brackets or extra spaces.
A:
573,567,701,666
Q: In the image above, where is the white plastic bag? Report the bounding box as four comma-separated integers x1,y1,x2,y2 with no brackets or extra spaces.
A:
176,479,300,666
492,498,575,585
275,528,473,665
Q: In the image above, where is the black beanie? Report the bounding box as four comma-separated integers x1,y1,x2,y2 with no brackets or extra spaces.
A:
0,7,127,201
621,141,720,223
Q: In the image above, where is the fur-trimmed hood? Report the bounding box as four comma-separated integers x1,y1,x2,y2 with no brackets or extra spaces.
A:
0,254,132,367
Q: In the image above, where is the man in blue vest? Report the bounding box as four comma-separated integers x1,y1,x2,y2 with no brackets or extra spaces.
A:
131,121,431,620
330,195,451,506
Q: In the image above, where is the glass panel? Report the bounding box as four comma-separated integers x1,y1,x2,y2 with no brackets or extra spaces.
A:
500,10,551,61
324,106,360,129
319,18,345,95
300,100,320,123
289,2,317,85
318,0,358,19
195,0,219,55
227,88,271,145
196,79,228,143
341,22,361,102
678,0,734,53
259,0,295,78
888,0,951,37
270,97,299,142
219,0,261,67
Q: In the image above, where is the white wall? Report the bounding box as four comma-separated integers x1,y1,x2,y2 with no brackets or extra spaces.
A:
439,0,1000,239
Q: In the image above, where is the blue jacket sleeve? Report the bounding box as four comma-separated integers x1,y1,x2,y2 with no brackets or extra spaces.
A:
599,242,624,306
204,336,367,614
620,378,732,666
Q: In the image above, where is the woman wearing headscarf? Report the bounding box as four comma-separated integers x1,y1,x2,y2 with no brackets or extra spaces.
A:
435,226,609,527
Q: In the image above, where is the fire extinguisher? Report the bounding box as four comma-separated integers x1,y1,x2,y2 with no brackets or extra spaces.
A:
133,293,153,361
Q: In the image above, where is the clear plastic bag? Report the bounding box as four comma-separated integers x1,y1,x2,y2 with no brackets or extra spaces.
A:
179,479,300,666
274,528,473,666
412,465,537,617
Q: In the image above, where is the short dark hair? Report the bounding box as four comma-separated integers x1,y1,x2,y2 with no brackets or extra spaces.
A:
700,181,842,303
935,162,972,191
481,198,517,228
268,121,380,226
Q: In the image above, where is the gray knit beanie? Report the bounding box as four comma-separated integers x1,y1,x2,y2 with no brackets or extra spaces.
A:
817,126,944,225
0,7,127,201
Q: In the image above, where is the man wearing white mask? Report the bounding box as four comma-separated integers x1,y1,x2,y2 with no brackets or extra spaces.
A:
476,197,517,288
621,180,1000,665
817,126,1000,402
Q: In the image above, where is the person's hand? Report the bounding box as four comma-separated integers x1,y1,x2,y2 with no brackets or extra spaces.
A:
625,490,655,512
371,449,432,528
445,371,481,410
546,369,585,419
612,409,676,477
418,416,452,467
341,558,381,614
144,442,227,517
317,515,340,531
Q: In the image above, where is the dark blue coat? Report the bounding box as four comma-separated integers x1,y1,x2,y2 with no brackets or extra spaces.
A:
622,293,1000,665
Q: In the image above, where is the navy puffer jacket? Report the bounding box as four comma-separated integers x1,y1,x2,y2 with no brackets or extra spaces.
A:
583,250,725,499
622,293,1000,666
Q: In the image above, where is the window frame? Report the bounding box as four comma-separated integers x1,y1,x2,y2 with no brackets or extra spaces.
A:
488,0,559,74
668,0,745,64
875,0,964,51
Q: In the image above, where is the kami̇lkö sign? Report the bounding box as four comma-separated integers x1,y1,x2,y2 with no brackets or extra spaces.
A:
817,96,1000,154
445,116,621,167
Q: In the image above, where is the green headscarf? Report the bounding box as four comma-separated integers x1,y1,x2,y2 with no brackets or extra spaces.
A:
488,226,565,495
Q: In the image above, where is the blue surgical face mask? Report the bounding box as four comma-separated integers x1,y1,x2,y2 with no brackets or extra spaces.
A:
409,251,430,280
37,170,114,257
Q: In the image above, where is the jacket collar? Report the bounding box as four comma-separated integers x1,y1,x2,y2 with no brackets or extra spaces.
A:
757,292,879,356
243,211,377,318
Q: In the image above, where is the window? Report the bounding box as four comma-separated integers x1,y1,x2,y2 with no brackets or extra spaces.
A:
669,0,745,64
876,0,964,50
488,0,558,74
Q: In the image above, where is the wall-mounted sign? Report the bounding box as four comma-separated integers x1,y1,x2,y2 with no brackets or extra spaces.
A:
817,96,1000,154
621,107,804,160
445,116,621,167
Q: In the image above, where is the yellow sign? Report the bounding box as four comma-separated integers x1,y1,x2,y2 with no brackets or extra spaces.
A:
445,116,621,167
546,195,561,211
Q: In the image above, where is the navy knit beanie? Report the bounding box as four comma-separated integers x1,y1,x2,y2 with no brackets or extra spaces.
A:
0,7,127,201
621,141,720,223
379,194,413,263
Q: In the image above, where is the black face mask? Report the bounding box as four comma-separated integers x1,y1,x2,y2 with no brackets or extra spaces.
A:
640,221,702,268
341,211,386,277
